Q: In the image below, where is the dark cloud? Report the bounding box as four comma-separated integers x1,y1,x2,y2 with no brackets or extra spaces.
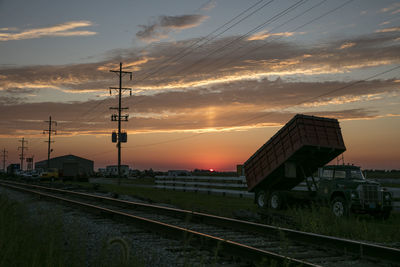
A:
1,31,399,94
199,0,216,11
3,87,36,94
136,14,208,42
0,96,23,105
0,30,399,136
159,15,208,29
0,77,396,136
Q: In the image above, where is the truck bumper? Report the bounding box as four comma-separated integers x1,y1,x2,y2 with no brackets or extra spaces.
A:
350,202,392,214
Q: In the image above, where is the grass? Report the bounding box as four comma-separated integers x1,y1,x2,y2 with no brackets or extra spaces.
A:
100,183,257,217
57,180,400,244
0,193,144,267
43,178,255,218
98,182,400,244
0,194,69,267
278,204,400,244
118,177,155,186
8,176,400,246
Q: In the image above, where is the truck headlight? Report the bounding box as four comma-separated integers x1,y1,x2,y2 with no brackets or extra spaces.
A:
384,193,391,201
351,192,358,199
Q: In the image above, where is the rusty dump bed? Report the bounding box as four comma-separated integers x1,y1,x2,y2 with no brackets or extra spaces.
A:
244,114,346,192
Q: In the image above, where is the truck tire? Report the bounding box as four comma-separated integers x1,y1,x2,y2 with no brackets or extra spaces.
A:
256,190,267,208
269,191,284,210
331,196,348,217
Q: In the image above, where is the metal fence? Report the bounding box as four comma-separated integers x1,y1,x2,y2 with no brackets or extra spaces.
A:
154,175,254,198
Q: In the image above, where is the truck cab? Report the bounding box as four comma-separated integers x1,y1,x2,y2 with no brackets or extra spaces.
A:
317,165,392,218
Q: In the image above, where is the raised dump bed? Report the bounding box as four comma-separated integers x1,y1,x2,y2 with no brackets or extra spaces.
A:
244,114,346,192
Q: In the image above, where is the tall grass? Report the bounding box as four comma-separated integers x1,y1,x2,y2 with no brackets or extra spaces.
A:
92,183,257,218
0,195,68,267
0,194,144,267
279,205,400,244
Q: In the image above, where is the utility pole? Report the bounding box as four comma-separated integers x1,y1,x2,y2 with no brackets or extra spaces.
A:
26,155,34,171
1,148,7,172
18,138,28,171
43,116,57,169
109,62,132,183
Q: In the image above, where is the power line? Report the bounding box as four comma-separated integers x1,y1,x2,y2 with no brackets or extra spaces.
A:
151,0,308,84
75,0,364,154
135,0,274,83
54,1,296,137
18,137,28,171
43,116,57,169
58,1,216,135
208,0,329,73
128,0,309,109
131,0,355,118
125,64,400,149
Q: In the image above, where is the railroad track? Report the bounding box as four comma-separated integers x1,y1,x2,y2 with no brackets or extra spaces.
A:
0,180,399,267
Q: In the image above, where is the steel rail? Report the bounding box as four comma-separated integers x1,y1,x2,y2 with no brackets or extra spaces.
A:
0,181,316,267
2,180,400,264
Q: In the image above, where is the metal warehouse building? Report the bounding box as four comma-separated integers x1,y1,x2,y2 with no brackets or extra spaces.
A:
35,154,94,177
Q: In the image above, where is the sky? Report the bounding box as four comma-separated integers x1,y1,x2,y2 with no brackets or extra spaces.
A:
0,0,399,171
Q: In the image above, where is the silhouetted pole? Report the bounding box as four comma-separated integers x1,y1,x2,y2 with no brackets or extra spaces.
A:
18,138,28,171
43,116,57,169
109,62,132,184
1,148,7,172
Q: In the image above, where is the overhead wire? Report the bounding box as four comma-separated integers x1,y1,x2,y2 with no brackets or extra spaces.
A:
205,0,330,73
149,0,308,85
56,0,276,136
81,0,398,156
120,65,400,150
134,0,274,83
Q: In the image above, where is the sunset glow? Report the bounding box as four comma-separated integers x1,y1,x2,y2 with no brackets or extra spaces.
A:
0,0,399,171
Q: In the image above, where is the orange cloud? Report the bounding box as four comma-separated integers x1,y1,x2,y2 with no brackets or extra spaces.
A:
375,27,400,33
339,42,356,49
247,31,299,41
0,21,96,41
380,3,400,13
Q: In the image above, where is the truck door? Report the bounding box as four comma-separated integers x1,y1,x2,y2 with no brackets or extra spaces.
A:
318,168,334,197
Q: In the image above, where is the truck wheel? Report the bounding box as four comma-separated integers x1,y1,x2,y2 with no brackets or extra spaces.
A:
256,190,267,208
331,196,348,217
269,191,284,210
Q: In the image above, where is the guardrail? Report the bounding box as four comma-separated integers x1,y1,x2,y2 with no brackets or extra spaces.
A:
154,175,254,198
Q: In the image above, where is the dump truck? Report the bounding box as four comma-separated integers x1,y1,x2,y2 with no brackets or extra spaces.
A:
244,114,392,218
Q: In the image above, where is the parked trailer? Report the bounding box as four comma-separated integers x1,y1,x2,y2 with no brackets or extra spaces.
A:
244,114,393,218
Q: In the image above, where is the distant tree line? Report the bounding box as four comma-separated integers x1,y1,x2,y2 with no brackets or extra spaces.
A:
364,170,400,179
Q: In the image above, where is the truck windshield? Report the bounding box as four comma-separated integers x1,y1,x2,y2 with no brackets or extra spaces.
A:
321,168,365,180
334,171,346,179
350,170,365,180
321,170,333,179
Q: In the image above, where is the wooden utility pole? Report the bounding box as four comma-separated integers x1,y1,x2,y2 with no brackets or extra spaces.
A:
1,148,7,172
18,138,28,171
43,116,57,169
109,62,132,183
